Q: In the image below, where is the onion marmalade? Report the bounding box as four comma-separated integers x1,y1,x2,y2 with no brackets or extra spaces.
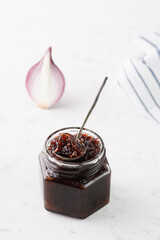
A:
39,127,111,219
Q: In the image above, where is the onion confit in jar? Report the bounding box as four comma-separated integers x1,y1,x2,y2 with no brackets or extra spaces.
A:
39,127,111,219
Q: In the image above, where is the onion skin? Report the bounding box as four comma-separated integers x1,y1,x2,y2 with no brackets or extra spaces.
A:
26,47,65,109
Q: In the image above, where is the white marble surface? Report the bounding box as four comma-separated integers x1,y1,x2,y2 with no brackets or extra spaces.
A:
0,0,160,239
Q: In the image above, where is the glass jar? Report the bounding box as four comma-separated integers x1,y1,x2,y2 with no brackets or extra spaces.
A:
39,127,111,219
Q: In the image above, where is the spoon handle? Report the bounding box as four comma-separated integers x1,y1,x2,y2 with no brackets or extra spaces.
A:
77,77,108,139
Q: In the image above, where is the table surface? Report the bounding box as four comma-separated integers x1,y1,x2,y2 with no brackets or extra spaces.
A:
0,0,160,239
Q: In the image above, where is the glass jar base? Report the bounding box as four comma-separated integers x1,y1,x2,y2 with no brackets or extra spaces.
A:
39,152,111,219
44,200,110,219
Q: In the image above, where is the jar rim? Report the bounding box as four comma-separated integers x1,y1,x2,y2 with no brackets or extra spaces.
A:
44,127,105,167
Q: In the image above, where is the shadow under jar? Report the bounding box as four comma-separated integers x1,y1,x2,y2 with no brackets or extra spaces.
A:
39,127,111,219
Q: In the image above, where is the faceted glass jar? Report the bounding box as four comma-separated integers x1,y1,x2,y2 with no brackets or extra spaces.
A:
39,127,111,219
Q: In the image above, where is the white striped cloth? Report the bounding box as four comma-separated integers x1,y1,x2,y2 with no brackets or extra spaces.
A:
118,32,160,124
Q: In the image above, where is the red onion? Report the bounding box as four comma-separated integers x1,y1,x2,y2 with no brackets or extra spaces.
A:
26,47,65,109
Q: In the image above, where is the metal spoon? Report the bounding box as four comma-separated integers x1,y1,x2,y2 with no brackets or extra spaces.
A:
54,77,108,161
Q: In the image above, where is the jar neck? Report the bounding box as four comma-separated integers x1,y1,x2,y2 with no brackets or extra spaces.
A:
43,127,105,180
45,148,106,179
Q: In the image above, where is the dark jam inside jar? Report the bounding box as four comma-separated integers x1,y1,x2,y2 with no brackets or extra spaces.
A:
47,133,100,161
39,127,111,219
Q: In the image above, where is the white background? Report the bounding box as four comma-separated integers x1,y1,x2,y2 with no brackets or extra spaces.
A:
0,0,160,239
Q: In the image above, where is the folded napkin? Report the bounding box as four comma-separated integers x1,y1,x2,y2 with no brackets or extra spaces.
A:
118,32,160,124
